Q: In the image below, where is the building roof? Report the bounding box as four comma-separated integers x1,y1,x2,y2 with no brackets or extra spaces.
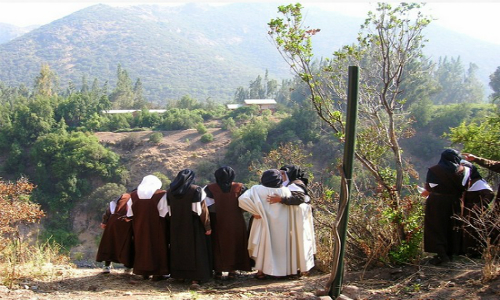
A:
244,99,277,105
226,104,244,109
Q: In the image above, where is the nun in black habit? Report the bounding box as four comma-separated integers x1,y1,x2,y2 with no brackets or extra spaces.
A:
424,149,467,265
167,169,212,286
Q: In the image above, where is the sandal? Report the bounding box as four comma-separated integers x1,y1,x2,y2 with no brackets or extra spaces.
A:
228,272,237,279
214,272,223,280
254,272,268,280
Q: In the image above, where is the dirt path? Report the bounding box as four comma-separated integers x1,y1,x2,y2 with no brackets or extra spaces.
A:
2,258,499,300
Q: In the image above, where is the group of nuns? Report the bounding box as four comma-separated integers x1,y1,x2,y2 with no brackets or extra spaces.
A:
96,165,316,286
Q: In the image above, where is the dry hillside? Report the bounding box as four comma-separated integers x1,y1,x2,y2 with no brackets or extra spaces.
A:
95,127,233,184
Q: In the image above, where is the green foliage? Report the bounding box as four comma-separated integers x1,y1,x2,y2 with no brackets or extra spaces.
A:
228,105,259,121
133,109,162,128
3,141,26,176
109,64,135,109
196,123,208,134
200,133,214,143
152,172,171,190
85,183,127,221
221,117,236,131
432,57,485,104
101,113,132,131
193,160,219,186
430,103,488,136
11,96,56,145
448,110,500,160
270,105,321,145
489,66,500,102
225,118,272,181
29,130,123,240
39,229,80,251
386,195,425,264
156,108,203,130
149,131,163,144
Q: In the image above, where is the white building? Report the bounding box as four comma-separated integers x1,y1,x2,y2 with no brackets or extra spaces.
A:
243,99,277,110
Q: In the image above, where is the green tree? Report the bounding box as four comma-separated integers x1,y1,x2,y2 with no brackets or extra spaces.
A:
431,57,484,104
133,78,146,108
109,65,134,109
157,108,203,130
463,63,484,103
34,64,58,97
225,119,271,181
448,108,500,161
489,66,500,103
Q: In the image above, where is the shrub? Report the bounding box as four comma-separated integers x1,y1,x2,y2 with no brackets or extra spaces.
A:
152,172,171,189
149,132,163,144
0,177,44,253
118,133,142,151
221,117,236,131
196,123,208,134
200,133,214,143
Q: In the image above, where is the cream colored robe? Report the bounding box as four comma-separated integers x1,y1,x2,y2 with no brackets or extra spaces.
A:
238,184,296,276
290,203,316,272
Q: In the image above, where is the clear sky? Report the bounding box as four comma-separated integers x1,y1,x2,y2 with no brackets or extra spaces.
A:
0,1,500,45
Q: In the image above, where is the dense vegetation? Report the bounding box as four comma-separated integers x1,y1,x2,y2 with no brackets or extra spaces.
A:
0,2,498,277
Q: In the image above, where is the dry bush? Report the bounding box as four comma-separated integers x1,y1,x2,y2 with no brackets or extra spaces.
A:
455,204,500,282
0,177,44,252
311,180,423,272
0,177,72,287
309,181,337,272
0,240,73,288
118,133,143,151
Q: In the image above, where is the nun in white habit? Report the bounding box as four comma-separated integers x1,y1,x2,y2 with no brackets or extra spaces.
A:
238,169,297,278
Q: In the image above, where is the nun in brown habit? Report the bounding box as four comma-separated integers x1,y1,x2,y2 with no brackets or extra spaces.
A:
204,166,252,279
128,175,169,279
167,169,212,285
96,192,134,273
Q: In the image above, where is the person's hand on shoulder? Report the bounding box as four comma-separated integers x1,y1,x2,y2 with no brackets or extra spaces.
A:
462,153,477,162
267,194,282,204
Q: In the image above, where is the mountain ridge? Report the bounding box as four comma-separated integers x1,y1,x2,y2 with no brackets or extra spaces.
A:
0,3,498,103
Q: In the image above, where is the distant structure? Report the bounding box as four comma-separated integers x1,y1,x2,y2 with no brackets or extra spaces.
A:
226,104,244,110
102,109,167,114
226,99,277,111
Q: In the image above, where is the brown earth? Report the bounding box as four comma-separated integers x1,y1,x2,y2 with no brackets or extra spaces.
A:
94,127,233,184
1,258,499,299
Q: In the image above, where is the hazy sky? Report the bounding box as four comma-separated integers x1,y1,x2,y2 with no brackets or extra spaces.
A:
0,1,500,45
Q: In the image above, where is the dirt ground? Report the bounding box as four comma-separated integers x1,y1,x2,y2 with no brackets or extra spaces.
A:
1,257,498,300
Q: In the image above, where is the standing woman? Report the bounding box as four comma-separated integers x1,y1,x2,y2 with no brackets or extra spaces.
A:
96,192,134,274
167,169,212,287
238,169,295,279
423,149,468,265
268,165,316,276
204,166,252,280
128,175,169,280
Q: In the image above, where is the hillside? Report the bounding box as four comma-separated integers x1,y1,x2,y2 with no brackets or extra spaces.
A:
93,127,233,185
0,3,499,104
0,23,38,44
0,3,290,104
